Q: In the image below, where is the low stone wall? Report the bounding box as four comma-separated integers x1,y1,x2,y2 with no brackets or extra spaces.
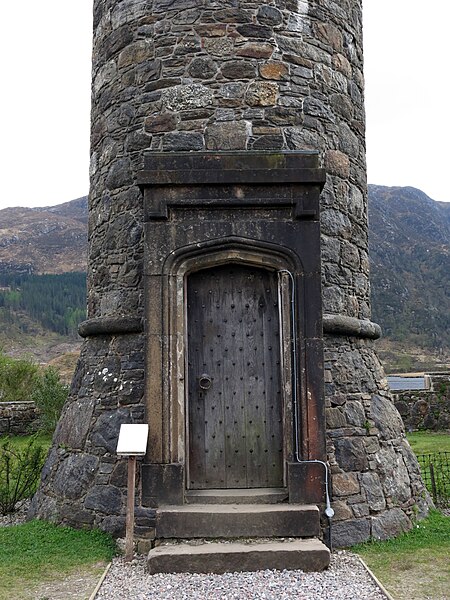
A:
393,374,450,432
0,401,39,436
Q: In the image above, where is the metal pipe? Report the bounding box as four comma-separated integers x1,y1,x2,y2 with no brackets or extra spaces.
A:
278,269,334,524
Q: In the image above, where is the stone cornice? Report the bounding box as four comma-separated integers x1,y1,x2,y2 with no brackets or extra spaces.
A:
323,314,382,340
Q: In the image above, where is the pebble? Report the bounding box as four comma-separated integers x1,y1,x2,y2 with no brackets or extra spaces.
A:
0,499,30,527
95,551,388,599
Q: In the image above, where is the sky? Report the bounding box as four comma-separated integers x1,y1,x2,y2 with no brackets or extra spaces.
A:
0,0,448,211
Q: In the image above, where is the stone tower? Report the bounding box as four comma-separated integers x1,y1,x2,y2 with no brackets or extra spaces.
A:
31,0,430,548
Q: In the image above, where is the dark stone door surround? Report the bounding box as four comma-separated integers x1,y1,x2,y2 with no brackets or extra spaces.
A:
138,151,327,507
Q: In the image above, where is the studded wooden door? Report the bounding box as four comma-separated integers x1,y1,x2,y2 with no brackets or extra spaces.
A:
187,264,283,489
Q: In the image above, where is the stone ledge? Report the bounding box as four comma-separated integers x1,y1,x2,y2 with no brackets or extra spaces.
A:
78,317,143,337
323,314,382,340
78,314,381,340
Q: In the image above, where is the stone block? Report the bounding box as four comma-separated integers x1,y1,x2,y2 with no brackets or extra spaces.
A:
344,401,366,427
361,472,386,511
236,24,272,39
106,158,133,190
326,407,346,429
332,472,360,497
259,61,288,80
162,131,204,151
148,539,330,574
371,395,405,440
84,485,123,515
205,121,249,150
332,518,371,548
118,41,154,69
100,515,126,537
236,43,274,59
156,504,320,539
324,150,350,178
53,454,98,500
257,5,283,26
331,500,353,521
204,37,234,56
188,57,218,79
54,398,95,450
220,60,256,80
245,82,278,106
90,408,133,454
334,437,369,472
376,447,412,505
288,462,326,504
371,508,412,541
162,84,213,110
144,113,177,132
250,134,284,150
142,463,184,507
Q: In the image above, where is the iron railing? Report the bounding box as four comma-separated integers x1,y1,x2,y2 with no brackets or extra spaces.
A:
416,452,450,508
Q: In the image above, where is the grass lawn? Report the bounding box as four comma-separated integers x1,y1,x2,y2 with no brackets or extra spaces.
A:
354,510,450,600
0,432,53,452
0,520,116,600
406,431,450,455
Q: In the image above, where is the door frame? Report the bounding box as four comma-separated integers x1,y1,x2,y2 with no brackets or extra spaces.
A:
140,151,326,508
161,238,299,490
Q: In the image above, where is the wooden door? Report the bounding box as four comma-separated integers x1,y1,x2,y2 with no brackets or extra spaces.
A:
187,264,283,489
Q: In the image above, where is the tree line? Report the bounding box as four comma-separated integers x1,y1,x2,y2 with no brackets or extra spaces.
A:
0,272,86,337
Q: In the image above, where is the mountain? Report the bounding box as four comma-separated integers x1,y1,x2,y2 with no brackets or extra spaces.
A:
0,189,448,371
0,198,88,361
368,185,449,370
0,197,88,275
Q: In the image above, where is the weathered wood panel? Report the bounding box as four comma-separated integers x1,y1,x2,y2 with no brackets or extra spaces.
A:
187,265,283,489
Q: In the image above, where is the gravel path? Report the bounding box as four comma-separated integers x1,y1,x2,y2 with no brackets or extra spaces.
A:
95,551,388,600
1,503,388,599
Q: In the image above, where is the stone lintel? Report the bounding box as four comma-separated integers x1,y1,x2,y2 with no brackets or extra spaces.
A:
139,150,322,174
137,151,325,220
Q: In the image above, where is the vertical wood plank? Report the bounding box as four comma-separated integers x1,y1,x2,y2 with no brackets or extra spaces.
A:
125,456,136,561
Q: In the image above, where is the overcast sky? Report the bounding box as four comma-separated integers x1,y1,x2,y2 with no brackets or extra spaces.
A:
0,0,448,211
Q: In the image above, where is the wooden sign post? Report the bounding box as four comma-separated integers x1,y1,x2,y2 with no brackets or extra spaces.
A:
116,424,149,562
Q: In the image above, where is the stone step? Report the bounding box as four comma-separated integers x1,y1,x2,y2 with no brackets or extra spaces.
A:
156,504,320,539
148,538,330,574
185,488,288,504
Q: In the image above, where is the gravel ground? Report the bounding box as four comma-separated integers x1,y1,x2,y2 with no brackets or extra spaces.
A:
0,499,30,527
95,551,388,600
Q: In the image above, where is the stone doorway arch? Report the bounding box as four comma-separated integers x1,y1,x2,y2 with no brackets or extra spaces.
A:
139,151,327,507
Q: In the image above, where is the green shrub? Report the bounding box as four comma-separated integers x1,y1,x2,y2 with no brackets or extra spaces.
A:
32,367,69,434
0,435,46,515
0,351,39,403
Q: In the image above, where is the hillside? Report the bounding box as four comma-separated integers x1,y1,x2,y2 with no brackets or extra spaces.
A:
0,189,448,370
368,185,449,371
0,199,88,361
0,197,88,275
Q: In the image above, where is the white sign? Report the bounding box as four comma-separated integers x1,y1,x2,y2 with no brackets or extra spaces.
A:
116,424,149,456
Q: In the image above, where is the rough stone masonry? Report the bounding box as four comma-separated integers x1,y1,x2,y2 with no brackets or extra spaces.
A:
30,0,431,546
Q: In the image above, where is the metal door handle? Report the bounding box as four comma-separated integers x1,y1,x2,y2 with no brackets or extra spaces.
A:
198,374,212,390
